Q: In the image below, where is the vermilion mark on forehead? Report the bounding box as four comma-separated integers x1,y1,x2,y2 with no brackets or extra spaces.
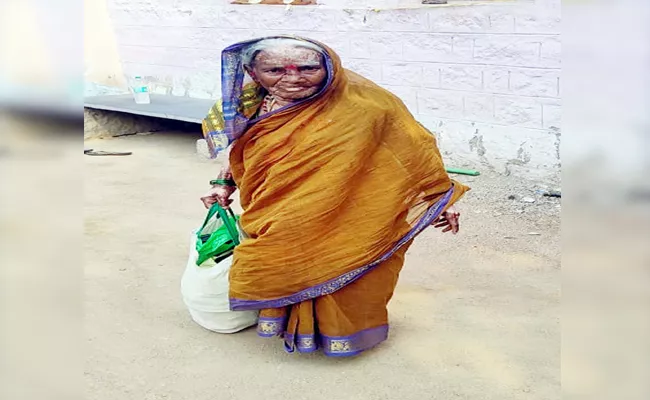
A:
285,64,298,71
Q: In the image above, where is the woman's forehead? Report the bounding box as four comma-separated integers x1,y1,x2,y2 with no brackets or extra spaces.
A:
255,47,322,65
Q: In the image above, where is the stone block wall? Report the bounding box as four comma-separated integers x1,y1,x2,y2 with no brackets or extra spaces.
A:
104,0,561,181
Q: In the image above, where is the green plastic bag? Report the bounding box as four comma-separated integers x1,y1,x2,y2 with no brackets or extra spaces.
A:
195,203,241,266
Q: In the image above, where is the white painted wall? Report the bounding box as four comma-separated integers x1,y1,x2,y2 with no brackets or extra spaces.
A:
101,0,561,181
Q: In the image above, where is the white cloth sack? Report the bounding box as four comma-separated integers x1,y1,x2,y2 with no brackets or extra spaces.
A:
181,230,258,333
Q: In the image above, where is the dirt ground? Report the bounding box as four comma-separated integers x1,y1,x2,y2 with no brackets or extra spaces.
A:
84,131,560,400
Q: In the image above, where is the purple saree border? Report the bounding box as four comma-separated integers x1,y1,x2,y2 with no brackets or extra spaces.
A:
322,324,389,357
283,333,319,354
230,186,455,311
256,316,287,337
282,325,389,357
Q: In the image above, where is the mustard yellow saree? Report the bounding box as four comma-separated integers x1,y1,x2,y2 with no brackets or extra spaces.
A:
203,36,469,356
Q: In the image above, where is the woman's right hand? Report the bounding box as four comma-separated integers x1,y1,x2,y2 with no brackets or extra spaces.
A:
432,205,460,234
200,185,236,209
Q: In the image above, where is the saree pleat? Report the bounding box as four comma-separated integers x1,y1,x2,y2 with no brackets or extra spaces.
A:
257,241,411,356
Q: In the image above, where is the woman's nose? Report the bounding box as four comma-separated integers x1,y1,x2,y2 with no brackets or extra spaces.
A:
282,71,302,82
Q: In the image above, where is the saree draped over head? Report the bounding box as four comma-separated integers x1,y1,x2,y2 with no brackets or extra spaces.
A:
202,36,469,357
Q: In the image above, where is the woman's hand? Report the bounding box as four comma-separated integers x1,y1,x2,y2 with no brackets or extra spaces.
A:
432,205,460,234
200,185,236,209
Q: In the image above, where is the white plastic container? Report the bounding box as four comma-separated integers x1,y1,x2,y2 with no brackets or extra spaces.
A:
132,76,150,104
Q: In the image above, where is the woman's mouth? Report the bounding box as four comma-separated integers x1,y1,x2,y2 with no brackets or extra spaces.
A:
282,87,306,92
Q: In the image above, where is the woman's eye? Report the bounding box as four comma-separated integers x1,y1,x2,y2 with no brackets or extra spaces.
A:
267,68,283,74
299,66,319,72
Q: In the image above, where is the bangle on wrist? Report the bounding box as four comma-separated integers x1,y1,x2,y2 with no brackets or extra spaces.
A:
210,178,236,187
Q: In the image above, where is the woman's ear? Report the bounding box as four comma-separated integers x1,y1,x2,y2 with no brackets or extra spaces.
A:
244,65,257,82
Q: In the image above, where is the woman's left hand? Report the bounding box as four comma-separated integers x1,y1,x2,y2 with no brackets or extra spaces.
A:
432,205,460,234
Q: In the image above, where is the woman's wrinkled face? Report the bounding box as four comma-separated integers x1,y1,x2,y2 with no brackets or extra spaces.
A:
247,46,327,102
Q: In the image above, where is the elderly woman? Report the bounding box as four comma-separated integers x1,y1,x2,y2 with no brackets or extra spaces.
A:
200,36,469,357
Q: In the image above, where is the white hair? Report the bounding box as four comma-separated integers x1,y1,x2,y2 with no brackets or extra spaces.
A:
241,38,325,67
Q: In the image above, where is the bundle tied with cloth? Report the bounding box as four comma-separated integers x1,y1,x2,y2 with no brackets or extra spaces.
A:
191,36,469,356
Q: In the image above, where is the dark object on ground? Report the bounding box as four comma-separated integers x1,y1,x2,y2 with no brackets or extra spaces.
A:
542,190,561,198
507,195,516,200
112,132,138,138
85,150,133,156
422,0,448,4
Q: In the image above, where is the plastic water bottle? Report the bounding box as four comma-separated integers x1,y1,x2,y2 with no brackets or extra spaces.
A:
132,76,150,104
